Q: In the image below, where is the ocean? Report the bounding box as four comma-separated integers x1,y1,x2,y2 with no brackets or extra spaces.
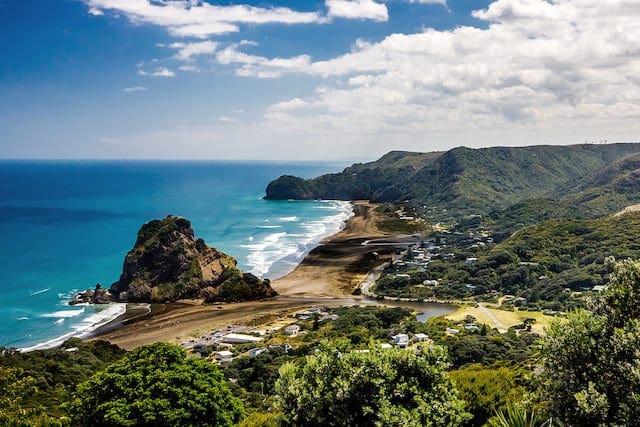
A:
0,160,352,350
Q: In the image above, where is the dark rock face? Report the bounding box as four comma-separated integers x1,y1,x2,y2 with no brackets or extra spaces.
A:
70,283,112,305
264,175,316,200
109,216,277,303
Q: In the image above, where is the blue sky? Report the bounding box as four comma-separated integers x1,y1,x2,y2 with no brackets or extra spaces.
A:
1,0,639,160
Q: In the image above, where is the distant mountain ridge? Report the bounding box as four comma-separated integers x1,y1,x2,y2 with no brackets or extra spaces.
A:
265,143,640,221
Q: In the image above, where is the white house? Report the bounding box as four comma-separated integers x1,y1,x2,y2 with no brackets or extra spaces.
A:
249,347,268,358
222,333,263,344
392,333,410,348
214,351,234,364
413,333,429,342
284,324,301,335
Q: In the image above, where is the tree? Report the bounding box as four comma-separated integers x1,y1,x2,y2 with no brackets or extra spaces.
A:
541,257,640,426
65,342,244,426
274,342,469,426
449,364,531,426
0,366,69,426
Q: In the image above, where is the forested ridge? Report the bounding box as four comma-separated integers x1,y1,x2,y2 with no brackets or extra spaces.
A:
266,143,640,223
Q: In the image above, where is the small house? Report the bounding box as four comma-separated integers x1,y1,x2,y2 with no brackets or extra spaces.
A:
284,325,301,335
465,324,479,332
222,333,263,344
392,333,410,348
249,347,268,358
413,333,429,342
214,351,233,364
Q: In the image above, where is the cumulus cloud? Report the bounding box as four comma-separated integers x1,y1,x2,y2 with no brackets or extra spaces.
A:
124,86,147,92
171,40,218,61
216,46,311,78
138,67,175,77
84,0,324,38
213,0,640,147
326,0,388,22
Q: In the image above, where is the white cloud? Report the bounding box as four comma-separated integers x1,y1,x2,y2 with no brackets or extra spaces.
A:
138,67,175,77
403,0,447,6
170,40,218,61
124,86,147,92
87,0,640,160
88,6,104,15
85,0,324,38
268,98,309,112
179,65,200,72
210,0,640,150
326,0,388,22
216,47,311,78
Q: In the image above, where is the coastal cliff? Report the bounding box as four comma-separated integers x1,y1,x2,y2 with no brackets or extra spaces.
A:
265,143,640,220
110,216,277,303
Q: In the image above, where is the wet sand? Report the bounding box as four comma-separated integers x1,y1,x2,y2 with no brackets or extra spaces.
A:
270,201,393,297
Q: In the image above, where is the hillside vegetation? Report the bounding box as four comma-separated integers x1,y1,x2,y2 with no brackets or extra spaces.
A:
266,143,640,222
407,212,640,309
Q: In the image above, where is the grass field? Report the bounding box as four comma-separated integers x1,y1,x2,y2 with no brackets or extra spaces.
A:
446,304,556,334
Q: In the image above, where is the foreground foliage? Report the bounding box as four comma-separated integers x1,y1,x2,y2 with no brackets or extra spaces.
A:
541,258,640,425
275,341,469,426
449,363,532,426
65,342,244,426
0,339,125,418
0,366,70,426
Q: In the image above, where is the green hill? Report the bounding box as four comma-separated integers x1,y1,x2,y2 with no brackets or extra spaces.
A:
478,212,640,305
265,143,640,221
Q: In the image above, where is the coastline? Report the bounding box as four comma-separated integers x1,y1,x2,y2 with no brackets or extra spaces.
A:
270,201,392,297
88,201,400,349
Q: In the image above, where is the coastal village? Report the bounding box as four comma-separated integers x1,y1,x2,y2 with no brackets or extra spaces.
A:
180,304,439,365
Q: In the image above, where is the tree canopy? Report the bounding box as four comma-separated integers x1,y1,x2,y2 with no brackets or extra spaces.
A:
65,342,244,426
541,257,640,425
274,341,469,427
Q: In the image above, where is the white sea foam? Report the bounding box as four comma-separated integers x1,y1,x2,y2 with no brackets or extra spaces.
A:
20,304,127,352
16,316,29,321
55,318,65,325
30,287,51,296
256,225,282,229
41,308,85,318
243,201,353,278
71,304,127,333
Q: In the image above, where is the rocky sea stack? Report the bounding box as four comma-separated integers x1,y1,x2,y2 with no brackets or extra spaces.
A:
110,216,277,303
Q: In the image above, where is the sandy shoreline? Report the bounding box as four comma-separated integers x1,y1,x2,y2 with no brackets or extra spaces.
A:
89,201,411,350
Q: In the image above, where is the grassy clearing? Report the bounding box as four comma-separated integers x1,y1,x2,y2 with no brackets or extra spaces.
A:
447,305,555,334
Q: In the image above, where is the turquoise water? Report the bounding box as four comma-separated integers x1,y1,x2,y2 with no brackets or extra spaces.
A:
0,160,351,350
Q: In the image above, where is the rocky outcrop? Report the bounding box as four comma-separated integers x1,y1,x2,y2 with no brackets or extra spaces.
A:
264,175,317,200
109,216,277,303
70,283,112,305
